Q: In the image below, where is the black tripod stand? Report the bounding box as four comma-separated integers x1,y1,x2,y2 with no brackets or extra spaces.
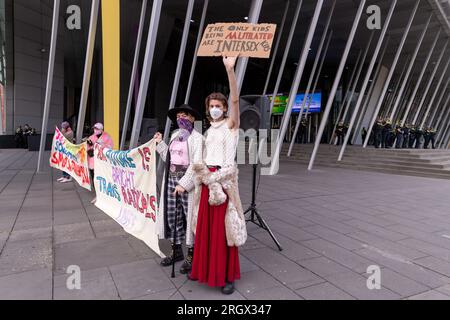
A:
244,163,283,251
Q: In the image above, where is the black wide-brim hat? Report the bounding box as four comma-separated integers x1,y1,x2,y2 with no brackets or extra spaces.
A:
167,104,201,123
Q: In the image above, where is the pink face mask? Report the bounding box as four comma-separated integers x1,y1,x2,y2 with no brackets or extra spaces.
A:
94,129,102,136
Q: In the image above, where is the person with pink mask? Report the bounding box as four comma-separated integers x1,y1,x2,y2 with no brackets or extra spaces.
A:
154,104,203,275
86,123,114,203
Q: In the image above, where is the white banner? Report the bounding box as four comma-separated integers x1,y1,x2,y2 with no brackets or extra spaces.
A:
93,139,163,257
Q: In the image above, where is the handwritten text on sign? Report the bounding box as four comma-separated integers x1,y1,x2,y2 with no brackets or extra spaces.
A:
197,23,277,58
49,127,91,190
93,139,162,257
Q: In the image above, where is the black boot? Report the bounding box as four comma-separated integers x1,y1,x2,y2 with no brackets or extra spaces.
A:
221,282,235,295
179,247,193,274
160,244,184,267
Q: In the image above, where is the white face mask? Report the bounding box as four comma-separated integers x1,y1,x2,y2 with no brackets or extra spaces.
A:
209,107,224,120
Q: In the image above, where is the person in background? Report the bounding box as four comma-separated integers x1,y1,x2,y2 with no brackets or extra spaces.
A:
57,121,75,183
361,127,367,144
14,126,24,148
395,121,404,149
86,123,114,204
154,104,203,275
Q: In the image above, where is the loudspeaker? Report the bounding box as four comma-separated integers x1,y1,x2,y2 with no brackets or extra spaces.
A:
140,118,158,144
239,95,271,131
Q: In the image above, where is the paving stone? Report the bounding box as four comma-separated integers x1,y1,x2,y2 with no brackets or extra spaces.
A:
54,236,141,275
297,257,353,278
54,267,119,300
9,226,52,242
232,270,281,295
91,219,127,238
131,289,182,300
376,268,430,297
302,225,365,251
435,284,450,297
178,279,246,300
301,238,375,273
398,238,450,262
343,219,409,241
0,268,52,300
347,231,429,260
109,259,175,300
251,231,321,261
0,237,52,277
324,271,401,300
54,222,95,244
407,290,450,300
241,285,301,300
296,282,355,300
413,256,450,278
355,248,449,288
242,248,323,287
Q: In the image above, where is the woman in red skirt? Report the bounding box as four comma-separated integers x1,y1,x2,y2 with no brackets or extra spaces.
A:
189,56,247,295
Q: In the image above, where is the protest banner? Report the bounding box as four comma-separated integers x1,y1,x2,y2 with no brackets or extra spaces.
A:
93,139,163,257
197,22,277,58
49,127,91,190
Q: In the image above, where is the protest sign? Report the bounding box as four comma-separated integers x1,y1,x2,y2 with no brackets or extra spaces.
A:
93,139,163,257
49,127,91,190
197,22,277,58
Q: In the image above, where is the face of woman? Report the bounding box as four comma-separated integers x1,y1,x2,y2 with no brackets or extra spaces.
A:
208,99,227,121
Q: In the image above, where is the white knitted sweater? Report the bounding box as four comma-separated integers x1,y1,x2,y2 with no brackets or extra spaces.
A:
204,119,238,167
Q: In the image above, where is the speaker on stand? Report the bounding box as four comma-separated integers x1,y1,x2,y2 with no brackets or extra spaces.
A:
239,95,282,251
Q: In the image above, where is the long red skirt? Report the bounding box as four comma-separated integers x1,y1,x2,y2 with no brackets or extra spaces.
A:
190,182,240,287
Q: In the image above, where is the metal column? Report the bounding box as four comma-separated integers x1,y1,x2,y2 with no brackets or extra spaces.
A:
308,0,366,170
75,0,99,143
330,49,362,143
162,0,195,145
185,0,209,104
270,0,324,175
426,61,450,127
288,0,336,156
363,0,420,148
338,0,397,161
418,41,448,129
340,31,375,124
129,0,163,149
262,0,290,96
234,0,264,94
120,0,147,150
408,29,442,125
305,29,333,118
383,55,410,120
435,92,450,141
37,0,60,173
268,0,303,113
430,77,450,127
392,14,433,123
352,37,390,144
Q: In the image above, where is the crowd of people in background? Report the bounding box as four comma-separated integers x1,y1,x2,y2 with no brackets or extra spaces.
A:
371,118,437,149
333,118,438,149
14,124,37,148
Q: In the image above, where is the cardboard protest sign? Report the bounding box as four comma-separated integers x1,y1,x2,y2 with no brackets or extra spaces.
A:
197,22,277,58
49,127,91,190
93,139,163,257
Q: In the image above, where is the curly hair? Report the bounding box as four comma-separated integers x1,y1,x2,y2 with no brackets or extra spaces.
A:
205,92,229,122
